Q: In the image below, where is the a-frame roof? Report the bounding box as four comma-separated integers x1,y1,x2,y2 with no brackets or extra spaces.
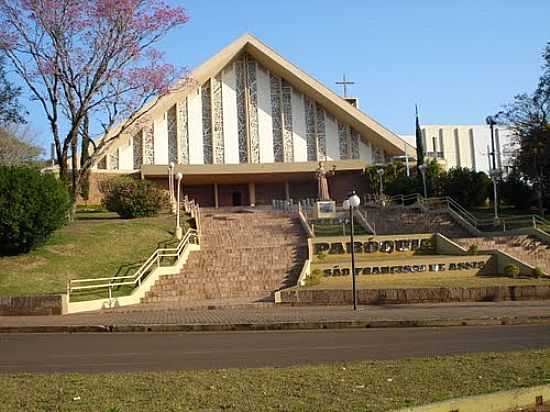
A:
128,33,414,157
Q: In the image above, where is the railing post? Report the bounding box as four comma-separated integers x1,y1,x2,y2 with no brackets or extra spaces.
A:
533,216,537,228
108,284,112,307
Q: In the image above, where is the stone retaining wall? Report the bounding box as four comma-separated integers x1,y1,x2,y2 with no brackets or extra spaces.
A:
277,285,550,305
0,295,65,315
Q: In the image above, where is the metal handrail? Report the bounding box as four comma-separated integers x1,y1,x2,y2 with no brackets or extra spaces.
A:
67,197,202,303
368,192,549,234
67,228,199,299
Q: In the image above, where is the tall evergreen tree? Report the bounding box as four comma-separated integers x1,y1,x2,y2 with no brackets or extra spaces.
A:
415,105,425,168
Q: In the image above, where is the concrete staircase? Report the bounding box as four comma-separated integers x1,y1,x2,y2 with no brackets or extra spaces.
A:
141,209,307,306
456,235,550,274
364,207,471,238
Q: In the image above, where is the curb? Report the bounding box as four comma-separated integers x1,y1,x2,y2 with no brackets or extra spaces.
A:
2,316,550,334
394,383,550,412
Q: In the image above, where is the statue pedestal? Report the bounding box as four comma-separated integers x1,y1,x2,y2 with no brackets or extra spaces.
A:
313,200,337,219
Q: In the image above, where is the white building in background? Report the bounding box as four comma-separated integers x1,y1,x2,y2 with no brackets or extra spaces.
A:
400,125,517,175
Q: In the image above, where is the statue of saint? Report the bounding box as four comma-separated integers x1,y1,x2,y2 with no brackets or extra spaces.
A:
316,161,336,201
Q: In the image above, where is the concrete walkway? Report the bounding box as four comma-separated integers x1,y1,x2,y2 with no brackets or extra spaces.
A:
1,301,550,332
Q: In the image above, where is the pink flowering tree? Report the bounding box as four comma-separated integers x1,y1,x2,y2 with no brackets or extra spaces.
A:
0,0,189,200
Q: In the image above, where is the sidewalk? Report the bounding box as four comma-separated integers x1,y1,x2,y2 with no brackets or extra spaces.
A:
1,301,550,333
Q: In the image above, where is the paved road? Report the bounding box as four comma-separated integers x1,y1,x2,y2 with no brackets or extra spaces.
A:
1,325,550,373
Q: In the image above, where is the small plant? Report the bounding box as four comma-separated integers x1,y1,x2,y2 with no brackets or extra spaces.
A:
303,269,323,287
533,266,545,278
316,250,328,261
102,176,168,218
467,244,479,256
504,264,520,278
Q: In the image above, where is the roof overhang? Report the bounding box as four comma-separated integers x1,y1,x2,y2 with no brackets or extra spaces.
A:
143,160,365,185
144,159,362,176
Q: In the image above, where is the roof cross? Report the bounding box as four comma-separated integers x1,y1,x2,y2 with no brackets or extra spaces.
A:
335,73,355,97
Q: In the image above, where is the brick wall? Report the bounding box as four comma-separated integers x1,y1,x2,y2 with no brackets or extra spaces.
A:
278,285,550,305
328,171,369,201
255,182,286,206
184,184,215,207
79,171,139,206
0,294,65,315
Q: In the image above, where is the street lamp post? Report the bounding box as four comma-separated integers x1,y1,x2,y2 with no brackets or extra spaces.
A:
418,164,428,198
486,116,497,170
168,162,176,214
486,116,500,222
490,169,500,222
343,191,361,311
175,172,183,240
376,168,384,199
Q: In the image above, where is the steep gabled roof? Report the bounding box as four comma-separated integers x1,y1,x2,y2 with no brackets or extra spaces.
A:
121,33,413,156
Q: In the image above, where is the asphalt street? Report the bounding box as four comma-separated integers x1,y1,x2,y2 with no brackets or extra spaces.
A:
1,325,550,373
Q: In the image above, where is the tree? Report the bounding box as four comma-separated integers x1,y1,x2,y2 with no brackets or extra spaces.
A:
0,0,189,202
415,105,425,169
0,126,42,166
0,55,25,125
498,43,550,216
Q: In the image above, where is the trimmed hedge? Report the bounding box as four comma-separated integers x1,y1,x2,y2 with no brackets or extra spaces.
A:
102,176,167,218
0,166,71,254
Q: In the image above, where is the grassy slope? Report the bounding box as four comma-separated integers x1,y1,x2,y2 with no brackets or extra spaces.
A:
0,211,177,296
1,350,550,411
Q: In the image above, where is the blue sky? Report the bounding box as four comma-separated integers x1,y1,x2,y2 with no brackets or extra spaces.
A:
15,0,550,149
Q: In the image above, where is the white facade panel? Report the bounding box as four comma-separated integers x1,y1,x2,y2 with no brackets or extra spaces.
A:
187,88,204,165
119,139,134,170
457,128,473,169
359,140,372,163
153,115,169,165
221,64,239,164
257,67,274,163
291,90,307,162
442,128,457,169
402,125,516,175
325,115,340,161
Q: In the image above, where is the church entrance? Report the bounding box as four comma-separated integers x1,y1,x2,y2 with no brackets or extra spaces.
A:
218,184,249,207
232,191,243,206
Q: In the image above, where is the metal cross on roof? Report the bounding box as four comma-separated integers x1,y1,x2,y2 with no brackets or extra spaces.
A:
335,73,355,97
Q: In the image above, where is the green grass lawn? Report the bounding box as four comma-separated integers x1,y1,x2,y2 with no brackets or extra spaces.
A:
0,211,181,297
1,350,550,411
304,271,550,289
312,223,371,237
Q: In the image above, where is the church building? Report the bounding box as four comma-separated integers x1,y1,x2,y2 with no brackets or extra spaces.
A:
93,34,413,207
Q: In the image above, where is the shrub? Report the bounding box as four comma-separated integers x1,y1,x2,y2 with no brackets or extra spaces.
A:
303,269,323,287
102,177,168,218
504,264,520,278
499,173,535,211
0,166,71,254
533,266,545,278
467,244,479,256
441,167,491,208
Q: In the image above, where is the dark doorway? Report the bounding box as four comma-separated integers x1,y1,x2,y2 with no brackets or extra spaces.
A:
232,191,243,206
